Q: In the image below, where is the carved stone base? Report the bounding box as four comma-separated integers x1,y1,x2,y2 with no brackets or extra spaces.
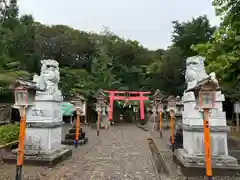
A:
183,130,229,156
4,145,72,166
174,148,239,168
24,126,62,153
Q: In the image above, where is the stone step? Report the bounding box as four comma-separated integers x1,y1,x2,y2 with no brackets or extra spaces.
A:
3,147,72,166
61,138,88,145
65,133,85,140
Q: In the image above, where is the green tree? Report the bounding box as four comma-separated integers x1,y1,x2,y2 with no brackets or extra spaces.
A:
192,0,240,101
172,15,216,58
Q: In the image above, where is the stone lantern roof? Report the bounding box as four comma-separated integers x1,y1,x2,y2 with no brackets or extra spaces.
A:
13,77,43,91
186,75,220,93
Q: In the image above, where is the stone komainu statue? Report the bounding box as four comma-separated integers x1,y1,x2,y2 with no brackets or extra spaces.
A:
185,56,218,91
33,59,60,94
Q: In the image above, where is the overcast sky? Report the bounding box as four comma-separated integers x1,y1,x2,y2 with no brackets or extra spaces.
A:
18,0,220,50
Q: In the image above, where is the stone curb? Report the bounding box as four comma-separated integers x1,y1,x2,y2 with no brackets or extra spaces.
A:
136,124,148,131
147,138,161,180
147,136,171,177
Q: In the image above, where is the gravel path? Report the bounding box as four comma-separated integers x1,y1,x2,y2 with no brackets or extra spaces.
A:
0,125,158,180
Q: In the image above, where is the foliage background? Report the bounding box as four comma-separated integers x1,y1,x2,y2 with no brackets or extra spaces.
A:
0,123,19,145
0,0,239,108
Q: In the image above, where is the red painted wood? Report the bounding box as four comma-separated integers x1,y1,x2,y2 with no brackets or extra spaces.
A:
104,90,151,94
114,96,149,101
104,90,151,121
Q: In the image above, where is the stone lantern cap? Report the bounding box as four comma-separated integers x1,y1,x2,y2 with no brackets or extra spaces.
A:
167,95,176,103
185,75,220,93
166,95,177,112
12,77,43,108
152,89,164,102
13,77,43,91
74,94,86,101
70,93,86,103
69,93,86,111
95,89,107,101
175,96,183,105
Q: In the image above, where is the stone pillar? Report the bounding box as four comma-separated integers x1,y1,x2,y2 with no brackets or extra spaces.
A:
7,59,73,165
25,92,65,154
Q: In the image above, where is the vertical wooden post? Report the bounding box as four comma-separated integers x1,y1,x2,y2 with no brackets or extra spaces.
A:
74,109,80,148
159,111,163,137
84,101,87,124
170,110,175,152
16,106,27,180
236,113,239,132
203,109,212,180
153,109,156,130
234,103,240,132
139,93,144,120
108,92,114,121
97,110,100,136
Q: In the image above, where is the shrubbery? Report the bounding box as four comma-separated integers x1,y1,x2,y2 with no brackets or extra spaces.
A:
0,123,20,145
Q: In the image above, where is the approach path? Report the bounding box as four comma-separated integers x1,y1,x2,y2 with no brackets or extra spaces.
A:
0,124,158,180
47,125,157,180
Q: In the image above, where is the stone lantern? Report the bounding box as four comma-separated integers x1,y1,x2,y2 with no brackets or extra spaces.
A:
153,89,164,112
152,89,164,132
198,89,216,110
62,94,88,146
167,95,177,113
70,94,86,122
12,77,41,179
71,96,85,148
96,92,106,112
167,95,176,152
175,96,183,122
95,90,108,135
71,97,85,114
14,77,40,108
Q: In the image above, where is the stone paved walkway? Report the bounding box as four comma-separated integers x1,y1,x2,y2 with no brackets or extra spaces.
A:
0,124,158,180
46,125,157,180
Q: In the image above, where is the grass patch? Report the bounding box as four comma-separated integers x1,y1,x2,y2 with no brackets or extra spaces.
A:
0,123,20,145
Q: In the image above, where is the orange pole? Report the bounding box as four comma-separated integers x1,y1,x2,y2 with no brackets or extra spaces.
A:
16,106,27,180
74,109,80,148
159,111,163,137
170,111,175,152
203,109,212,179
97,110,100,136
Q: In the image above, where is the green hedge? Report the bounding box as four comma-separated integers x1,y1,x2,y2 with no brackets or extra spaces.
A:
0,123,20,145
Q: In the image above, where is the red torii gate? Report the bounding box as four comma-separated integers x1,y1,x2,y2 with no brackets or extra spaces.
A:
104,90,151,121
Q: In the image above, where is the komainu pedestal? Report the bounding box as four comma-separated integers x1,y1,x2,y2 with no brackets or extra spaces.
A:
175,91,238,168
4,60,72,166
174,56,239,172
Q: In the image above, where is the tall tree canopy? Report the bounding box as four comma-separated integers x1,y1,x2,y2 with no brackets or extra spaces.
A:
0,0,237,105
193,0,240,101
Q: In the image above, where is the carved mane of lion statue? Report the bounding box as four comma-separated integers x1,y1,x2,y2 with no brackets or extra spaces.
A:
185,56,208,90
33,59,60,94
